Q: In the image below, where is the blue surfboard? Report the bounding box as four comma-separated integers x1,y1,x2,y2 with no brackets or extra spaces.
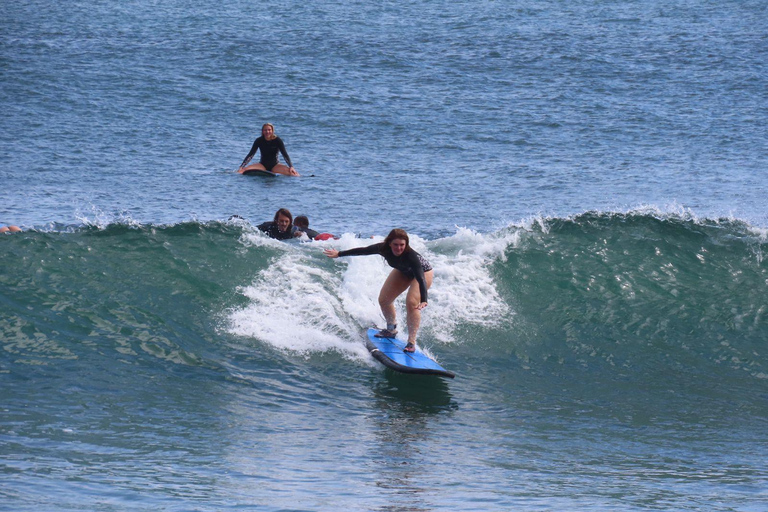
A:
365,328,455,378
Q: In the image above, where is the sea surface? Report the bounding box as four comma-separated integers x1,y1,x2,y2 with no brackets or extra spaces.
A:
2,0,767,510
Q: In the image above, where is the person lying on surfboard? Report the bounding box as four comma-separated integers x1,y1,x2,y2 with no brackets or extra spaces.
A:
258,208,299,240
238,123,299,176
293,215,320,239
324,228,433,353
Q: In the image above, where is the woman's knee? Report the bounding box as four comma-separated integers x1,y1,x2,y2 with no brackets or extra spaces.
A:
405,296,421,311
378,294,392,308
379,287,399,308
405,286,422,309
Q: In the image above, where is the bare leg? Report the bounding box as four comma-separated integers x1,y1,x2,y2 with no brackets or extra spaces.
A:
378,270,411,331
271,163,300,176
238,163,267,174
405,270,433,344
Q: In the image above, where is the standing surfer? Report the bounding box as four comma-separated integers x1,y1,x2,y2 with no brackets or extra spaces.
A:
324,229,432,353
238,123,299,176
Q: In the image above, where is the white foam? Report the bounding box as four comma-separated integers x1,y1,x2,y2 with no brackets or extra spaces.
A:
426,227,514,343
227,240,371,361
75,204,143,229
226,229,516,354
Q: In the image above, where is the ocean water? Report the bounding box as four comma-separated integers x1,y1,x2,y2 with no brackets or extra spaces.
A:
2,0,767,510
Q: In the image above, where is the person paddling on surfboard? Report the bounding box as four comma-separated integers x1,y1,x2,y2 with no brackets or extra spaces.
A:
258,208,299,240
324,229,433,353
238,123,299,176
293,215,320,239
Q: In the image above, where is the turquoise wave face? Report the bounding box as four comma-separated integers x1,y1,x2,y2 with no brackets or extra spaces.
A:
0,222,256,375
2,214,767,512
481,213,768,398
2,214,767,398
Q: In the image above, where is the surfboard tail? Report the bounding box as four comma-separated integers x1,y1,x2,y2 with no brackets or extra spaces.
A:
365,329,455,379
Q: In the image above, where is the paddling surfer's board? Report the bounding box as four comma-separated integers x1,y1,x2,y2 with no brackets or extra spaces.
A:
365,328,455,378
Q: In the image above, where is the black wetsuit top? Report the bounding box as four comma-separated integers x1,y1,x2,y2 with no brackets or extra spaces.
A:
241,136,292,170
295,227,320,239
257,221,294,240
337,242,432,303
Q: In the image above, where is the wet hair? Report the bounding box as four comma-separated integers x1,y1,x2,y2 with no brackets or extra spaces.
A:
262,123,276,141
273,208,293,229
294,215,309,228
383,228,410,253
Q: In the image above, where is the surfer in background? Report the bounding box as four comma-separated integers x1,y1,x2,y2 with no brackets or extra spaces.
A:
293,215,320,239
324,229,432,353
258,208,299,240
238,123,299,176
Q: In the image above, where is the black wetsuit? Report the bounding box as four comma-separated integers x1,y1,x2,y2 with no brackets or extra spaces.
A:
337,243,432,302
257,221,294,240
240,136,293,171
295,227,320,239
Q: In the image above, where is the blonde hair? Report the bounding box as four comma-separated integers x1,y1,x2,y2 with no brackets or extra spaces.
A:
262,123,276,141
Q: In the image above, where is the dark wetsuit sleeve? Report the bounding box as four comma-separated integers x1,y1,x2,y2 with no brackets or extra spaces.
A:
338,243,429,303
258,221,293,240
241,139,261,168
299,228,320,239
276,138,292,167
405,250,429,303
337,242,385,258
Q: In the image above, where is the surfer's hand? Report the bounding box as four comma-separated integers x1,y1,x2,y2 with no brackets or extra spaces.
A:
323,249,339,258
416,302,428,310
288,166,299,176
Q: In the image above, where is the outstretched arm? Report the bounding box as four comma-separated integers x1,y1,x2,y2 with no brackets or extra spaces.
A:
324,243,385,259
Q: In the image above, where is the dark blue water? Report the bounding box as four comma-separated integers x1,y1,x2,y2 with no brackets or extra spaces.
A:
2,1,767,510
3,0,768,235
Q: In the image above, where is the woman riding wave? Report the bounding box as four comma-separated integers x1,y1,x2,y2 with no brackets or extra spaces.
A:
324,229,433,353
